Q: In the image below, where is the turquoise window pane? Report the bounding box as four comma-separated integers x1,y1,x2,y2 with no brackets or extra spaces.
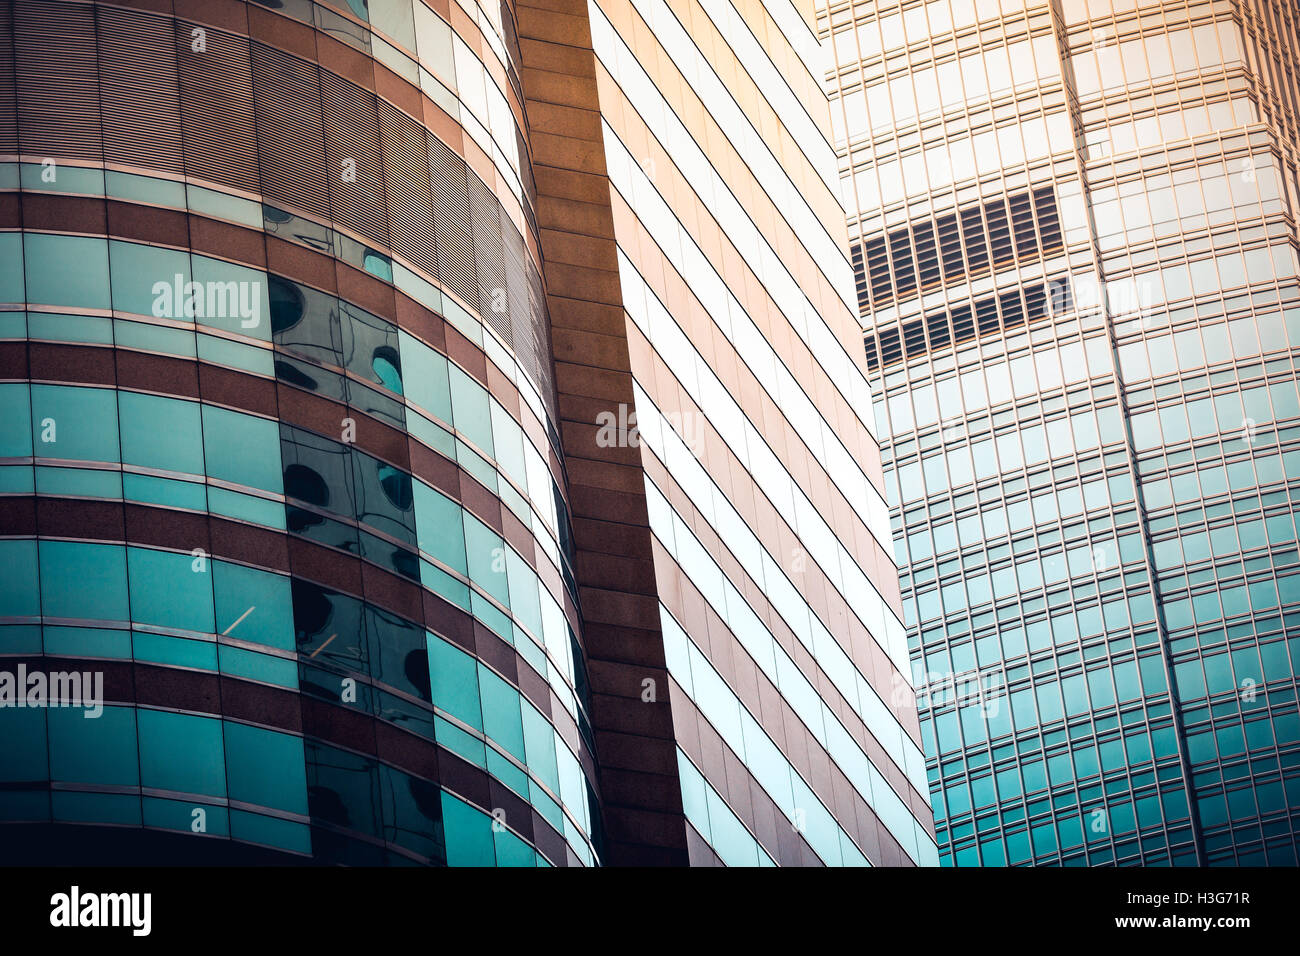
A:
24,234,110,310
0,540,39,616
464,515,508,604
137,708,226,797
202,404,282,493
494,826,535,867
0,709,47,780
0,384,31,456
399,331,453,422
40,540,129,621
505,549,542,635
190,254,271,341
127,546,215,633
448,363,493,455
109,240,192,317
47,705,138,787
427,633,482,731
143,797,229,837
229,809,311,853
434,715,487,767
27,311,112,344
30,384,120,462
478,664,525,762
413,479,467,574
123,473,207,511
118,391,204,474
0,232,23,302
521,700,559,791
42,624,132,659
212,561,294,650
208,486,285,529
440,792,496,866
196,332,273,375
486,746,529,796
105,171,187,207
218,645,297,688
52,791,140,826
35,465,121,498
421,560,471,611
132,632,216,670
115,317,196,357
223,721,308,815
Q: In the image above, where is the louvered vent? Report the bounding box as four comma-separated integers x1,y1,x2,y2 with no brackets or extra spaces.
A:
97,6,184,174
468,173,508,345
14,0,102,161
322,71,390,248
376,100,437,276
427,134,477,311
250,41,329,220
0,2,16,155
175,19,259,192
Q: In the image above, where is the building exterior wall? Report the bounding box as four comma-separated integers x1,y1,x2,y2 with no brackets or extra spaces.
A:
819,0,1300,866
516,0,936,866
0,0,601,866
0,0,932,867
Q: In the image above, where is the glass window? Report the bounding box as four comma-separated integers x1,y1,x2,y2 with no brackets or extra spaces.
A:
128,546,215,633
24,234,110,310
137,709,226,797
440,791,495,866
213,560,295,651
31,385,119,463
414,479,467,574
109,240,192,317
222,720,308,814
400,330,452,422
203,405,282,493
48,705,138,786
449,364,494,455
40,540,129,621
118,392,203,475
428,634,482,730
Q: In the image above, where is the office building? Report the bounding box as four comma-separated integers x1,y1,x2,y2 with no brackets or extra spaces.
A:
819,0,1300,865
0,0,932,866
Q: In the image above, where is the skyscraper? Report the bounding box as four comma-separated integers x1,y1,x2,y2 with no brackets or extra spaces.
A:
0,0,931,866
819,0,1300,865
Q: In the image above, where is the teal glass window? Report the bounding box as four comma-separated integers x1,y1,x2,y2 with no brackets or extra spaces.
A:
464,514,508,604
0,232,24,302
478,663,525,762
202,404,282,493
440,791,496,866
212,561,294,650
0,541,39,617
413,479,467,574
24,234,110,310
47,705,138,787
427,634,482,731
109,240,192,317
118,391,204,475
30,385,120,463
137,708,226,797
0,384,31,457
449,363,494,455
39,540,129,622
127,546,215,633
222,720,308,815
398,330,453,422
189,254,272,341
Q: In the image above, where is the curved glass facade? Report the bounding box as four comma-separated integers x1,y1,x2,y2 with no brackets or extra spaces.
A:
0,0,601,865
820,0,1300,865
